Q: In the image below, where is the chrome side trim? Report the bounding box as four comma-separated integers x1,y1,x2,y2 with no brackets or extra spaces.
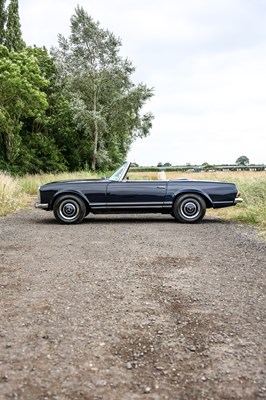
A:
91,203,164,210
91,201,164,208
106,202,163,206
106,205,162,209
35,202,49,209
213,201,234,205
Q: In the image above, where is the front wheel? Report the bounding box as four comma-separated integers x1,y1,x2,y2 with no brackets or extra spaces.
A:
172,194,206,223
53,194,86,224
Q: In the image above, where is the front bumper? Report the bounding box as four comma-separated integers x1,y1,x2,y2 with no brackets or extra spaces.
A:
234,197,243,204
35,202,49,209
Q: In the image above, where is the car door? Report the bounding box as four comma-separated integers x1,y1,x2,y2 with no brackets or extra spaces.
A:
106,180,167,211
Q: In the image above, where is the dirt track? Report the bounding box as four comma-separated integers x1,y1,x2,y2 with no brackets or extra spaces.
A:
0,207,265,400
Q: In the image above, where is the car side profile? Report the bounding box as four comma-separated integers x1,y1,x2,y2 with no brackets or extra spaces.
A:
35,162,243,224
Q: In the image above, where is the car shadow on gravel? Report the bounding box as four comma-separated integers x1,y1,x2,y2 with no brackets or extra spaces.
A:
33,214,228,225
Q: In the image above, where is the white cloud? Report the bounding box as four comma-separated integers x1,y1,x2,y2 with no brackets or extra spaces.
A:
19,0,266,165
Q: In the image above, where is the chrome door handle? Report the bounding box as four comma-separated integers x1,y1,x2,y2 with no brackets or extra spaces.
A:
157,186,166,189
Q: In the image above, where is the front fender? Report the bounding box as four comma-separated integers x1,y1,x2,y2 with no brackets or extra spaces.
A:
50,190,90,209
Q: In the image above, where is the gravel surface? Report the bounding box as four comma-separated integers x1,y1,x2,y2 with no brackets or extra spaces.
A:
0,207,265,400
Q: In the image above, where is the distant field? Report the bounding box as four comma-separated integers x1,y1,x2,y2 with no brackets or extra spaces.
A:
1,170,265,236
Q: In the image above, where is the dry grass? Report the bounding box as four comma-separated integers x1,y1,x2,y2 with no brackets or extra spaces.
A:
128,169,266,181
19,171,100,195
0,172,27,216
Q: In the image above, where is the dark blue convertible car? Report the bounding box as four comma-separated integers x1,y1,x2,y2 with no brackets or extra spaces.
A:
35,161,243,224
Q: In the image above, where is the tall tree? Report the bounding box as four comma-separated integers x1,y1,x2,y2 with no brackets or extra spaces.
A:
5,0,24,51
0,45,48,167
0,0,6,45
53,6,153,170
17,46,69,174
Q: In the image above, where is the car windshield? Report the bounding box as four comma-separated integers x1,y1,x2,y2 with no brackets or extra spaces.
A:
108,162,130,181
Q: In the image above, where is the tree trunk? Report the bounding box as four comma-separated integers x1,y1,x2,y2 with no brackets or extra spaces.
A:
91,91,98,171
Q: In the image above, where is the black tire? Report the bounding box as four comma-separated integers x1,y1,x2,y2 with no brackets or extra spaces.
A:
53,194,86,224
172,194,206,223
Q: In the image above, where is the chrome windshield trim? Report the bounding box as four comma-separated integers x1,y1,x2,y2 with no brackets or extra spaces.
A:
108,161,131,182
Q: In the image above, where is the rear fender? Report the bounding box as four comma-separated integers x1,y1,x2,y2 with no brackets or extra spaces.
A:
172,189,213,208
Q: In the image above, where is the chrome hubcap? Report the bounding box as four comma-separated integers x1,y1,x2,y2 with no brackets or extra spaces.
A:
59,200,79,220
180,199,200,219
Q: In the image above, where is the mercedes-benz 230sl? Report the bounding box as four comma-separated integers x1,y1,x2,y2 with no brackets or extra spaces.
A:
35,162,243,224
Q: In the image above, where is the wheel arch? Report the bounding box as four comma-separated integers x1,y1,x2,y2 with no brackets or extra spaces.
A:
172,189,213,209
51,190,90,213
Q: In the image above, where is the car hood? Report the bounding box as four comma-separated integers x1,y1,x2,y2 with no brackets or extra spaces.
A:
41,178,108,188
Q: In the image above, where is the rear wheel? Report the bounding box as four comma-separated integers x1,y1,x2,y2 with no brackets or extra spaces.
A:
53,194,86,224
172,194,206,223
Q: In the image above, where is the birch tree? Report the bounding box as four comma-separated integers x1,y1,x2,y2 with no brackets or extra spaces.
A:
53,6,153,170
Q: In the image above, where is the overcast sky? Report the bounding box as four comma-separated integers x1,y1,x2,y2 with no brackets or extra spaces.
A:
19,0,266,166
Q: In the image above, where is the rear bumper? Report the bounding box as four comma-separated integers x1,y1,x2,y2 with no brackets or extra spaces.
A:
35,202,49,209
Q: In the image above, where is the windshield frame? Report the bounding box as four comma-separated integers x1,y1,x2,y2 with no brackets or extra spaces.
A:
108,162,131,182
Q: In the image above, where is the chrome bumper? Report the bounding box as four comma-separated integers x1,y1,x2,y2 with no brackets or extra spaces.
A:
35,202,49,209
234,197,243,204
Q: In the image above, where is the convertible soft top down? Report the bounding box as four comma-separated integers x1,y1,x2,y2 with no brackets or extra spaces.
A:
36,162,243,224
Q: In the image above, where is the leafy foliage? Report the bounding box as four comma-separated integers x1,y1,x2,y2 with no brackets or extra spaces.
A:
0,45,48,168
0,5,154,174
0,0,6,44
5,0,24,51
236,155,249,165
52,6,154,170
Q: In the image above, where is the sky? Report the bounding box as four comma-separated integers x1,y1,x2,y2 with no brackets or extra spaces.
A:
19,0,266,166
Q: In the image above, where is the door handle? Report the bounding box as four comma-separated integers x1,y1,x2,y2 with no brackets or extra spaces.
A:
157,186,166,189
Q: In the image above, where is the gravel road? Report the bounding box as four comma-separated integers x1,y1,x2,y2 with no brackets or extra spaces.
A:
0,207,265,400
